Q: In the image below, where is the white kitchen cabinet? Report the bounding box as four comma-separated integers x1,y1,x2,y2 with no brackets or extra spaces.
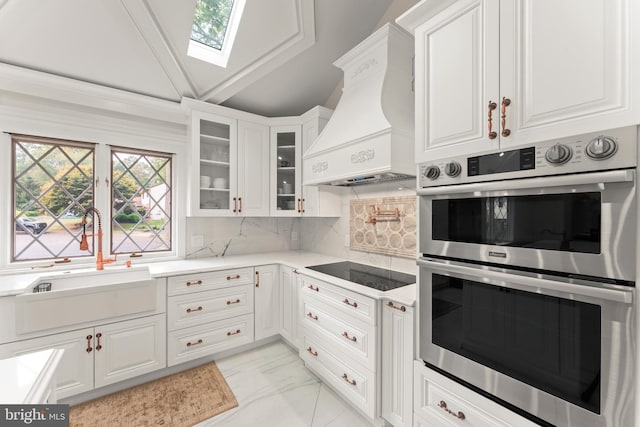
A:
399,0,640,162
187,106,269,216
413,361,539,427
94,314,166,388
381,301,414,427
0,314,166,399
279,265,299,347
270,125,303,216
254,264,280,341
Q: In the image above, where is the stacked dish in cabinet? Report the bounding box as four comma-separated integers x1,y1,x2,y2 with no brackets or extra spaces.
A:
167,268,255,366
299,274,378,420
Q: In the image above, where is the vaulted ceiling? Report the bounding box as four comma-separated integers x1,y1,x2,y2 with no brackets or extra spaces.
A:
0,0,401,117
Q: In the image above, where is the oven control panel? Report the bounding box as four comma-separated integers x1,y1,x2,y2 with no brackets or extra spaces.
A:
419,126,637,187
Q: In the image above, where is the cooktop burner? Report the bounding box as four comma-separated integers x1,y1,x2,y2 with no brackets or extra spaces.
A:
305,261,415,292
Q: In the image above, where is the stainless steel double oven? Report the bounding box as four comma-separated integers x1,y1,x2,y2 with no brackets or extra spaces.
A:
417,127,638,427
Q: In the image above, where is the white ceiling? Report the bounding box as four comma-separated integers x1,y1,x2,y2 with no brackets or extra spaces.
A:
0,0,398,117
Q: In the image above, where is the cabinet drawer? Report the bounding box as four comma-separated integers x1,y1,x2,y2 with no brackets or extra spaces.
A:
168,314,254,366
167,267,253,296
168,285,253,331
299,275,377,325
414,362,539,427
302,297,376,370
301,334,375,420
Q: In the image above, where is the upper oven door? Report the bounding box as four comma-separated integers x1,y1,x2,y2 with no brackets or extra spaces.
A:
418,170,636,281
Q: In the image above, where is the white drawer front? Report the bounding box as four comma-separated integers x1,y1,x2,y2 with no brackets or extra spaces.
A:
300,275,376,325
302,298,376,370
167,267,253,296
414,362,539,427
168,314,254,366
168,285,253,331
301,335,375,420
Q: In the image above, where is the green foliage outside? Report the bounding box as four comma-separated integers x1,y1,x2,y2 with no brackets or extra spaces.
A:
191,0,234,50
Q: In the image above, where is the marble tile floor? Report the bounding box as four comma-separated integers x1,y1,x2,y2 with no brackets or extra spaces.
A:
196,340,376,427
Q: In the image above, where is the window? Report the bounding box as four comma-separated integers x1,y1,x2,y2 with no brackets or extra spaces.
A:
187,0,246,67
12,135,95,261
111,148,172,254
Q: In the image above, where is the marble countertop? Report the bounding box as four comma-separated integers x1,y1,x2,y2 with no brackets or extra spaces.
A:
0,251,417,306
0,348,64,404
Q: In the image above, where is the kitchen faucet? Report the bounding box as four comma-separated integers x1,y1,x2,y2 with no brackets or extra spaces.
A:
80,207,116,270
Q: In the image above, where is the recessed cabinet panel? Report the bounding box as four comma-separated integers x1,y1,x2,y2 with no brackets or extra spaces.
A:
237,121,270,216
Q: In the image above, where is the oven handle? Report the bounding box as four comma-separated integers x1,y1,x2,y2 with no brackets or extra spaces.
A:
417,169,634,196
417,258,633,304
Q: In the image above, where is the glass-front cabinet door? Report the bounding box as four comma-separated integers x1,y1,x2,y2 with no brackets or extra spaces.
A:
192,111,237,216
270,125,301,216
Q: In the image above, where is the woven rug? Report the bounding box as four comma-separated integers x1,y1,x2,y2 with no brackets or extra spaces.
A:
70,362,238,427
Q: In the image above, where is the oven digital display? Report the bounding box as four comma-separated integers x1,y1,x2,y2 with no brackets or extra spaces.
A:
468,147,535,176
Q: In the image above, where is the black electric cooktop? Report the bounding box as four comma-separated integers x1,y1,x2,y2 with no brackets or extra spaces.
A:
306,261,415,292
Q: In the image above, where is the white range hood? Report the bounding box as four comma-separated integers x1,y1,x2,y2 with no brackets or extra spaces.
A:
303,23,414,186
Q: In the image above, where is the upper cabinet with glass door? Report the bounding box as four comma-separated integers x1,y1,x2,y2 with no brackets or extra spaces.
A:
270,125,301,216
398,0,640,162
191,111,236,216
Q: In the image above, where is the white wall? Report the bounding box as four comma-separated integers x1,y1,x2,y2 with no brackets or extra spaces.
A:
299,179,416,274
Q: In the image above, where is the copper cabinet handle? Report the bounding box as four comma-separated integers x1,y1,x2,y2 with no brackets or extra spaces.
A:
227,329,241,336
297,198,302,213
226,299,241,305
386,301,407,312
307,346,318,357
186,280,203,286
54,257,71,264
95,332,103,351
342,373,357,386
307,284,319,292
342,331,357,342
186,306,203,313
227,274,241,280
255,271,260,288
86,334,93,353
233,197,237,213
343,298,358,308
307,312,318,321
487,101,498,139
129,253,143,258
501,97,511,137
438,400,466,420
187,339,203,347
301,198,305,213
238,197,242,213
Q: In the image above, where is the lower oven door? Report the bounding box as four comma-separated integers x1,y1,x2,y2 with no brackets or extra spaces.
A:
418,257,635,427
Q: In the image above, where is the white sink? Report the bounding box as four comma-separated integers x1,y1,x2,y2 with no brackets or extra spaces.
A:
29,266,151,293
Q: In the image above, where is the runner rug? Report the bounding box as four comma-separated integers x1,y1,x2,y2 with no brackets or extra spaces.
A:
70,361,237,426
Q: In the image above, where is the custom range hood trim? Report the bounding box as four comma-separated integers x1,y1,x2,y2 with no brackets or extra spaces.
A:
303,23,415,186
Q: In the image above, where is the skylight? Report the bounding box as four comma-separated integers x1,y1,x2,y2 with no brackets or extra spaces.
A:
188,0,245,68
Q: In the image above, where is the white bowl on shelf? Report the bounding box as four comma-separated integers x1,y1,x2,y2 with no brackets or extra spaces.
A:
200,176,211,188
212,178,227,189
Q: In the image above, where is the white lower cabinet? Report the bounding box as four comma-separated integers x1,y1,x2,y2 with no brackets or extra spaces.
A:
278,265,298,347
381,301,414,427
414,361,539,427
0,314,166,400
254,264,280,341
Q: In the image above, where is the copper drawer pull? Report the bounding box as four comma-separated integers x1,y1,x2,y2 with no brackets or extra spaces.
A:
233,197,237,213
297,198,302,213
86,334,93,353
227,299,241,305
186,280,202,286
307,312,318,321
95,332,103,351
301,198,305,213
343,298,358,308
129,253,143,258
387,301,406,312
342,373,356,386
187,339,203,347
307,284,319,292
501,97,511,137
227,329,241,336
342,331,357,342
487,101,497,139
186,306,203,313
238,197,242,213
255,271,260,288
307,346,318,357
54,257,71,264
438,400,466,420
227,274,241,280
